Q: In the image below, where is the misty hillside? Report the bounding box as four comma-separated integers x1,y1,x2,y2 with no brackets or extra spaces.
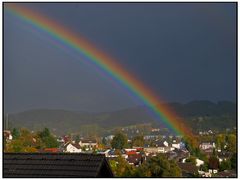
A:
7,107,157,135
6,100,236,135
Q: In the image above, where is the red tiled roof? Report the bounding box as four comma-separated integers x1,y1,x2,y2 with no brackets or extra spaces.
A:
43,148,60,153
127,154,143,165
126,151,137,155
136,147,143,151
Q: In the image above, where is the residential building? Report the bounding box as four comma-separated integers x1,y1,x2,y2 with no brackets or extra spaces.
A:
126,154,144,166
64,142,82,153
105,135,114,141
79,139,98,150
168,149,190,162
62,135,71,144
217,151,231,163
144,146,171,155
199,142,216,150
4,130,13,142
171,138,181,149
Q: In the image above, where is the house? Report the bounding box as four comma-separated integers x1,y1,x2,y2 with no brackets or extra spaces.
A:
182,158,204,167
105,135,114,141
159,146,172,153
155,140,169,147
199,142,215,150
64,142,82,153
106,149,118,158
56,137,65,144
4,130,13,142
4,153,113,177
171,138,181,149
198,170,212,177
147,140,173,153
62,135,71,144
144,146,171,155
79,139,98,150
199,130,213,136
217,151,231,163
169,149,190,162
196,158,204,167
151,128,160,132
125,149,137,155
132,147,144,152
144,147,160,155
143,135,158,140
99,149,124,157
126,154,144,166
209,169,218,174
97,149,111,157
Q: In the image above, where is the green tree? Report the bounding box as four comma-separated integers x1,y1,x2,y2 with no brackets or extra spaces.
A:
111,132,128,149
38,128,50,138
37,128,59,148
226,134,236,153
102,137,107,146
75,135,80,143
135,154,182,177
215,134,225,150
7,139,25,152
198,151,208,162
200,164,208,172
5,128,60,152
230,153,236,170
20,128,31,137
6,128,39,152
12,128,20,139
42,136,59,148
183,136,200,157
109,153,136,177
219,160,231,171
132,135,144,147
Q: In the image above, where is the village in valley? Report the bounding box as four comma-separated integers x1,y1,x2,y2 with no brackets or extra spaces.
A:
4,124,237,177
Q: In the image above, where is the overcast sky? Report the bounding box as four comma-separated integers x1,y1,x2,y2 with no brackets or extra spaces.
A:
4,3,236,113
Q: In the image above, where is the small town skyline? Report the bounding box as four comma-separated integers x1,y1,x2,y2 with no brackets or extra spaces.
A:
4,125,237,177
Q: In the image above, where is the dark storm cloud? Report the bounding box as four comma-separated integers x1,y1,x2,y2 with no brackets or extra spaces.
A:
4,3,236,113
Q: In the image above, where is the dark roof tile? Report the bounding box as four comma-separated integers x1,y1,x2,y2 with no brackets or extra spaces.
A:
4,153,113,177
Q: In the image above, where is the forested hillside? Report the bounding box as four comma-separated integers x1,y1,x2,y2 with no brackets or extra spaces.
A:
5,101,236,135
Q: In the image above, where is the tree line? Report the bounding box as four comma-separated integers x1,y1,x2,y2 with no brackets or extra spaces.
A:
4,128,59,152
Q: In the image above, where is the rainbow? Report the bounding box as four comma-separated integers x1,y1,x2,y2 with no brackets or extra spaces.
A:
5,3,193,137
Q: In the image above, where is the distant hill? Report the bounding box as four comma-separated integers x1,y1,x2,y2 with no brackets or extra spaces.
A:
168,100,236,132
168,100,236,117
7,107,156,135
6,100,236,135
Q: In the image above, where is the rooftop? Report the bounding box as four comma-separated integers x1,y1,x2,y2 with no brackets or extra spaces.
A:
4,153,113,177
